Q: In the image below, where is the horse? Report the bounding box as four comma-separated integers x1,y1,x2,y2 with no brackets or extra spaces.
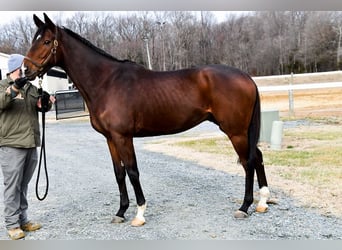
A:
24,13,270,227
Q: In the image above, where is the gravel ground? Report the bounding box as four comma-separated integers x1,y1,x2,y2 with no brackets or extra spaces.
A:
0,119,341,240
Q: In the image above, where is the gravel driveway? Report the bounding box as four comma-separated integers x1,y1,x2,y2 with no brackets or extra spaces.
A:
0,119,341,240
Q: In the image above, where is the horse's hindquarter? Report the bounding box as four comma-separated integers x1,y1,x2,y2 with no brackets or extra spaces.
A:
203,65,257,125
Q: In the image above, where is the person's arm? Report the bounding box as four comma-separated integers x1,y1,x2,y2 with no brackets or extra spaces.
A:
0,85,14,110
0,77,29,109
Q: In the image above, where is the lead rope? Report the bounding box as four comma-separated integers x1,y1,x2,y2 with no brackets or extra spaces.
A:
35,77,49,201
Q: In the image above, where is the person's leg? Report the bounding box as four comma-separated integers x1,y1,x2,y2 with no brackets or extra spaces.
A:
19,148,38,226
0,147,27,230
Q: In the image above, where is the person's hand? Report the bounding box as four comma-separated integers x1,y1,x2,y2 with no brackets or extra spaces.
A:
49,95,56,104
41,91,50,111
13,77,28,89
37,91,55,112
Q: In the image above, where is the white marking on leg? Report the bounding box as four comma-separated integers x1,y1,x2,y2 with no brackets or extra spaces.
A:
135,203,147,223
257,186,270,212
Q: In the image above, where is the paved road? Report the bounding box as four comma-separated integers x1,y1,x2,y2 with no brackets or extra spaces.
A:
0,119,341,239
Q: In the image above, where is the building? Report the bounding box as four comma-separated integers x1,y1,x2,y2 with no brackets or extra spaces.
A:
0,52,71,94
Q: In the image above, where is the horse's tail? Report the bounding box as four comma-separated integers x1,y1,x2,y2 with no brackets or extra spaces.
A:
247,84,261,165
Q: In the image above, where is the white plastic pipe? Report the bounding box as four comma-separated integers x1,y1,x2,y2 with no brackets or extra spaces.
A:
270,120,284,150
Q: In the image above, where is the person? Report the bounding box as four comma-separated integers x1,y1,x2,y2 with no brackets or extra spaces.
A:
0,54,55,240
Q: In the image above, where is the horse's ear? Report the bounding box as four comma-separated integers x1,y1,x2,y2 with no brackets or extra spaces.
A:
33,14,44,28
43,13,56,29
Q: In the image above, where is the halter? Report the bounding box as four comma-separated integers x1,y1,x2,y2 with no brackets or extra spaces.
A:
25,29,59,79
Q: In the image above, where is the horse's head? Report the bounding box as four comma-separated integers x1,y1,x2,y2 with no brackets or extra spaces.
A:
24,13,61,80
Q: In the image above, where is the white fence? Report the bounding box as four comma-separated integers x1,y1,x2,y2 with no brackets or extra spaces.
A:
258,81,342,92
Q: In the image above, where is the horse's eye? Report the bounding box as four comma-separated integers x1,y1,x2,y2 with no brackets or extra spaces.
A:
44,40,51,45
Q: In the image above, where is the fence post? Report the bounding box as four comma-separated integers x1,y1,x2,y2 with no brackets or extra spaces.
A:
288,72,295,117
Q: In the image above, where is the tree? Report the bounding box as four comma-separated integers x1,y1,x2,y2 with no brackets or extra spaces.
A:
0,16,35,54
1,11,342,76
301,12,337,72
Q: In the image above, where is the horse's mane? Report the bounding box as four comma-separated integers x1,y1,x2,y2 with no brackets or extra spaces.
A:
62,27,138,65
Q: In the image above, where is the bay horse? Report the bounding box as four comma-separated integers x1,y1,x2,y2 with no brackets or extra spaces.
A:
24,13,270,226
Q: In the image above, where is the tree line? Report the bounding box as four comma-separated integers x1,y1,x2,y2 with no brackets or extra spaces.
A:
1,11,341,76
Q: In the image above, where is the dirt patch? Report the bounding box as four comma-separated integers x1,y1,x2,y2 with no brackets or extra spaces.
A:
259,124,342,218
258,79,342,216
260,88,342,119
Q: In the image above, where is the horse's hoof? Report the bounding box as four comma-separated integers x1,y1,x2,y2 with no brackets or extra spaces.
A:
111,216,125,224
234,210,249,219
131,217,145,227
256,205,268,213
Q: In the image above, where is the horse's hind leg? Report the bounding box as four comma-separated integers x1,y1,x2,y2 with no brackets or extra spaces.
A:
228,135,270,217
255,148,270,213
228,134,255,218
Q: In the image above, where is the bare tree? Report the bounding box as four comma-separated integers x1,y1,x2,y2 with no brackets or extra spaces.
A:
1,11,342,75
331,12,342,69
301,12,337,72
0,16,35,54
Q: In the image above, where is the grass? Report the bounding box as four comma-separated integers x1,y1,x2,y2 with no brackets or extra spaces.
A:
264,147,342,167
175,137,235,155
173,127,342,187
284,129,342,141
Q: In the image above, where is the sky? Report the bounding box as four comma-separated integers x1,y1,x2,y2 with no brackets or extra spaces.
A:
0,11,249,26
0,11,76,25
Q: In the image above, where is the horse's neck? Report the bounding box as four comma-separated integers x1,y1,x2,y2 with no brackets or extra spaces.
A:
60,36,117,107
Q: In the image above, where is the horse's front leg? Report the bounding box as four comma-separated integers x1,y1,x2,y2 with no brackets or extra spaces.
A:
107,136,147,226
107,139,129,223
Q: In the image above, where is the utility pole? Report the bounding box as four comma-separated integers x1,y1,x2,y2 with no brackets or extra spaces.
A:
337,25,342,69
156,21,166,71
142,34,152,70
